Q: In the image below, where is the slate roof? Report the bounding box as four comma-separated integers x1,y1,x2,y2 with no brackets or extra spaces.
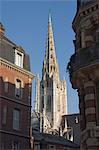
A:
0,26,30,71
32,130,80,148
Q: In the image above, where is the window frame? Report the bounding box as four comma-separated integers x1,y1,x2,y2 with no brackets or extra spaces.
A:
12,141,19,150
15,49,24,68
4,77,8,93
46,95,51,112
13,109,20,130
2,105,7,125
15,79,22,98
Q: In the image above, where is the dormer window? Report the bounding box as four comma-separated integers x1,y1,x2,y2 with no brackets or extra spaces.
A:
15,49,24,68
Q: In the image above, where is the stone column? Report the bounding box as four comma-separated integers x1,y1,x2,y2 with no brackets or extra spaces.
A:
81,29,86,48
78,87,87,150
81,80,99,150
84,81,96,129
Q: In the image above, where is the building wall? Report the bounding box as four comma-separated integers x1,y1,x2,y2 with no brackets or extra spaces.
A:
68,0,99,149
61,114,80,145
33,142,80,150
0,25,34,150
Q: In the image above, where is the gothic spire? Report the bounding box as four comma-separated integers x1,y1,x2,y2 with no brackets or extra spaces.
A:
42,13,59,79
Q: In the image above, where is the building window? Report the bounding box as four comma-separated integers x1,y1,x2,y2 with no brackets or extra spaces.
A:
57,96,60,111
4,77,8,92
51,54,53,58
15,49,23,68
40,143,47,149
2,106,7,125
12,141,19,150
42,96,44,109
49,145,55,150
46,95,51,112
34,143,40,150
1,142,4,150
50,66,53,71
15,79,22,98
13,109,20,130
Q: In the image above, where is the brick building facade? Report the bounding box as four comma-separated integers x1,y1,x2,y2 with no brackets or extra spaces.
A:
0,23,34,150
67,0,99,150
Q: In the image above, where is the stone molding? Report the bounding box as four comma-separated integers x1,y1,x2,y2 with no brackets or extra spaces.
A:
85,94,95,101
0,57,34,79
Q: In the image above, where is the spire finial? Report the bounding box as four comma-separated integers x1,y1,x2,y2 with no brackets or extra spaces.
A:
48,10,52,23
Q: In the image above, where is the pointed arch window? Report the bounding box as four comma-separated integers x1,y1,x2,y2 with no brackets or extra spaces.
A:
51,54,53,58
46,95,51,112
51,66,53,72
57,96,60,111
42,96,44,109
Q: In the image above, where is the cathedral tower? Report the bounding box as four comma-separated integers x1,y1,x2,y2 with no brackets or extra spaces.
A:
35,14,67,134
68,0,99,149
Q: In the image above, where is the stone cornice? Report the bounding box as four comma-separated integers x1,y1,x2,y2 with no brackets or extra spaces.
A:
0,129,30,139
72,1,99,32
81,126,99,143
0,57,35,79
0,95,32,107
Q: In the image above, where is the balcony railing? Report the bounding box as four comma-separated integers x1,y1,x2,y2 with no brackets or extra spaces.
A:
67,43,99,82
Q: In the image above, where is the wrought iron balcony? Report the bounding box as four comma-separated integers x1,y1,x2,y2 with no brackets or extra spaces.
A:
67,43,99,83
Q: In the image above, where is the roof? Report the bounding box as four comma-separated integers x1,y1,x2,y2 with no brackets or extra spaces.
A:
0,29,30,71
32,130,80,148
62,113,79,117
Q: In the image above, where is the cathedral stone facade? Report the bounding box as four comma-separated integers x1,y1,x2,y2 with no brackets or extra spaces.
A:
34,14,67,134
68,0,99,149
